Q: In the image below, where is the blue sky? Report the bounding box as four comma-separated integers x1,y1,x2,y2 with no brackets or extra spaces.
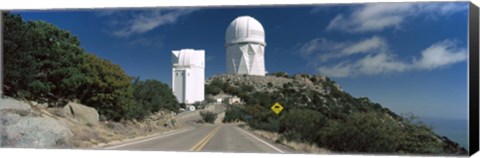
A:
15,2,469,121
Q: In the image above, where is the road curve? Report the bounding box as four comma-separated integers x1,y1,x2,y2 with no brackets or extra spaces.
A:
103,124,290,153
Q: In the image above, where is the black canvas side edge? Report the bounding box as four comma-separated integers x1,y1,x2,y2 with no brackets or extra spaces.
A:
469,2,479,156
0,11,4,147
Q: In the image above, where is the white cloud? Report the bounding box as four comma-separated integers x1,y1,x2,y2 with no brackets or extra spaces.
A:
318,52,408,77
317,61,354,78
300,37,466,78
413,40,467,70
341,36,387,56
356,53,408,75
102,9,197,38
299,38,346,56
299,36,388,62
326,2,467,33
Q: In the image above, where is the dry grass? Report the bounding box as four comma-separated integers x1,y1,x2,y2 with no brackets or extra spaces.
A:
34,106,179,148
67,120,167,148
243,126,329,153
278,139,329,153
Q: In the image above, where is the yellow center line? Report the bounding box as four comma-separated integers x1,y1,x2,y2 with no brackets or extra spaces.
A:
189,126,221,152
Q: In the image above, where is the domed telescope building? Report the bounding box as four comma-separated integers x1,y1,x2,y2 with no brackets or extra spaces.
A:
171,49,205,105
225,16,266,76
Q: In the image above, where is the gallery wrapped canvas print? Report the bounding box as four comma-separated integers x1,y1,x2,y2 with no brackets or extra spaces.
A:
1,1,478,157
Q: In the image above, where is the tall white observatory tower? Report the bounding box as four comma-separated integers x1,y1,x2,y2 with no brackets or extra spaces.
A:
172,49,205,104
225,16,266,76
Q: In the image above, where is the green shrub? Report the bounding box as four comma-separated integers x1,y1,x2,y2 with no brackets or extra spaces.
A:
205,96,217,103
205,84,222,95
244,105,280,132
267,82,273,88
280,108,326,143
394,114,443,154
128,78,179,120
316,112,399,153
200,111,217,123
179,103,187,109
249,117,281,132
268,72,289,78
223,106,244,123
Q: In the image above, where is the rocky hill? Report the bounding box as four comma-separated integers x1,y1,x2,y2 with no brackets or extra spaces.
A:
206,73,467,155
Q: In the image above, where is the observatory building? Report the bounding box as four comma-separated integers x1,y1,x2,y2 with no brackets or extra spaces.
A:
171,49,205,104
225,16,266,76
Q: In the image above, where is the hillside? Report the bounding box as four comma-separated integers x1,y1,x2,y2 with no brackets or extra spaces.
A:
206,73,467,155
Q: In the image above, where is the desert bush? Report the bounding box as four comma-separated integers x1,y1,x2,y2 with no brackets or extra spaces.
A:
280,108,327,143
312,112,444,154
200,111,217,123
394,114,443,154
205,82,222,95
223,106,244,123
244,105,280,132
249,117,281,132
267,82,274,88
205,96,217,103
268,72,289,78
315,112,399,153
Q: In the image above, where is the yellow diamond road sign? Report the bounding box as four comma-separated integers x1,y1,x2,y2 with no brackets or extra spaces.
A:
271,102,284,115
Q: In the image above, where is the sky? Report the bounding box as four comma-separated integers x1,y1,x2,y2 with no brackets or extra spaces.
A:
14,2,469,122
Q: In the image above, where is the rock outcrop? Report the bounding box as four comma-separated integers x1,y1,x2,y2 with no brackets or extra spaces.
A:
1,96,180,148
143,111,177,128
0,97,32,116
1,97,73,148
4,117,73,148
63,102,99,125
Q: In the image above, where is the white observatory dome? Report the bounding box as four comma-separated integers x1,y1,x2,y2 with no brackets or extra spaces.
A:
225,16,265,47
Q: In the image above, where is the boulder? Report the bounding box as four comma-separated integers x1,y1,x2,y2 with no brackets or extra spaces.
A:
0,97,32,116
4,117,73,148
0,113,22,126
63,102,99,125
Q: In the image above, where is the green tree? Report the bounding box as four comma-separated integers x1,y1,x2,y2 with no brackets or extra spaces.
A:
223,106,245,123
205,78,226,95
77,53,134,121
3,12,86,106
3,12,34,98
128,78,179,120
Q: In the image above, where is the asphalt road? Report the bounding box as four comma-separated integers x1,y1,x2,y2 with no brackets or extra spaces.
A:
103,124,290,153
